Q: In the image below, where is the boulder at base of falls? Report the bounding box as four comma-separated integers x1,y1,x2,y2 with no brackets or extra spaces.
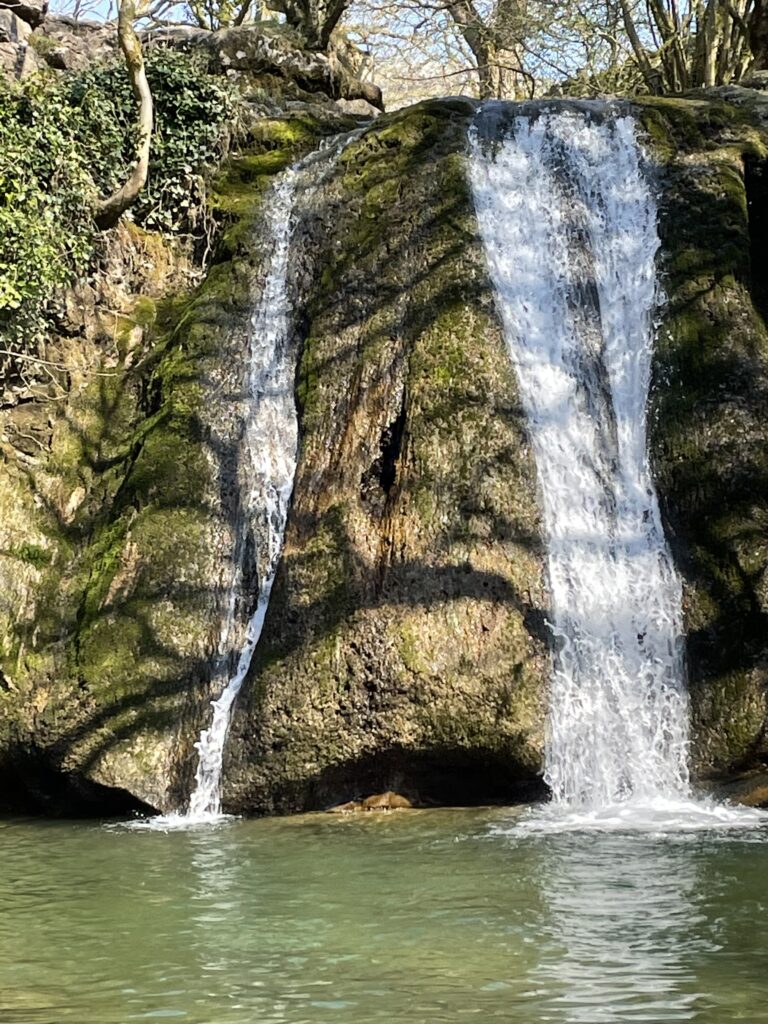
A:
327,792,413,813
709,770,768,808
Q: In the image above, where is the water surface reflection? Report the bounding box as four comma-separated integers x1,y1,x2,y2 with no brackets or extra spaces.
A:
531,834,709,1021
1,812,767,1023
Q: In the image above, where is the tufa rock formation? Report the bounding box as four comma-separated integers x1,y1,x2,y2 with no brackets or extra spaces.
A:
0,55,767,813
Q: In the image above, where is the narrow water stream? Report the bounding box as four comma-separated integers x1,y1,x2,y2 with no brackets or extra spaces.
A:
188,165,301,820
182,131,361,821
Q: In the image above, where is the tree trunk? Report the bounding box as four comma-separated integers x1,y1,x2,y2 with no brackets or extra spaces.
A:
702,0,719,84
477,56,501,98
476,45,524,98
618,0,665,91
95,0,153,230
749,0,768,67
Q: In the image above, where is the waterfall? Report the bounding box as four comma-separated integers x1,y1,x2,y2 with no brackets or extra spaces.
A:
469,103,691,816
184,133,361,822
186,168,299,821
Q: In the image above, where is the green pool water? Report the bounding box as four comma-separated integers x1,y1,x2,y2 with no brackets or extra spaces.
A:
1,808,767,1023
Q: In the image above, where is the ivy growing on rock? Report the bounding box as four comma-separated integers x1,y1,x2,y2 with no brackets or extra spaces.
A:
67,48,242,233
0,75,95,337
0,48,242,373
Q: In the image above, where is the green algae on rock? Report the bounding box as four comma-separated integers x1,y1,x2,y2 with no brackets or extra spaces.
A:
0,114,338,814
223,99,549,814
636,94,768,781
1,88,768,816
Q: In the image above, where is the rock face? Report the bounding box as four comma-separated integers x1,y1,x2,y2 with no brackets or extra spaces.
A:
639,93,768,782
0,220,245,814
144,23,383,110
32,15,114,71
0,3,43,77
1,87,767,815
0,9,382,109
224,93,768,811
224,99,549,814
0,0,47,28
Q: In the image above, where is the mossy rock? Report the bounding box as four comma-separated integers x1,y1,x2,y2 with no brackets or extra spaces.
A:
0,111,338,814
4,92,768,815
224,98,548,815
636,94,768,777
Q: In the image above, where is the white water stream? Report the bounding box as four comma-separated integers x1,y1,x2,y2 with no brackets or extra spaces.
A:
469,103,762,831
183,137,365,822
186,168,300,820
124,134,361,829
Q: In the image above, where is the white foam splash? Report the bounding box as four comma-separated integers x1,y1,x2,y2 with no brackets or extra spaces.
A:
469,104,764,833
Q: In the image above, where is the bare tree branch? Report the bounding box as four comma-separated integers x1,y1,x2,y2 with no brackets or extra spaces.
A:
95,0,154,229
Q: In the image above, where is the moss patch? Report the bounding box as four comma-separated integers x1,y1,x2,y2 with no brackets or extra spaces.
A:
638,95,768,775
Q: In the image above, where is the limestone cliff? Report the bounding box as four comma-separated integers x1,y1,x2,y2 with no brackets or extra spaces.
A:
1,78,767,813
224,99,549,814
640,91,768,783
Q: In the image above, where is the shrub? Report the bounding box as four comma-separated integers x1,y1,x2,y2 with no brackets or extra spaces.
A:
0,48,241,372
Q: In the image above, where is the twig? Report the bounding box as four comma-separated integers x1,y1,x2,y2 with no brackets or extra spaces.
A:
0,348,118,376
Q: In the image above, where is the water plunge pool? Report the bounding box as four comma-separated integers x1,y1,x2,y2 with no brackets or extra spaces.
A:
2,808,767,1023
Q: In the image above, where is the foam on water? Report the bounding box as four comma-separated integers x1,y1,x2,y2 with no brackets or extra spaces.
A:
512,795,766,836
468,103,764,833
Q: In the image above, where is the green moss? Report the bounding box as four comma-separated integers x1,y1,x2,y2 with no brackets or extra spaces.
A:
248,114,326,150
131,296,158,329
210,114,345,259
636,95,764,158
398,623,429,676
75,518,131,631
643,95,768,774
10,543,52,569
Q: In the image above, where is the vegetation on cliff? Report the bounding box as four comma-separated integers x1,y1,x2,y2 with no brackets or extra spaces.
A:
0,48,239,376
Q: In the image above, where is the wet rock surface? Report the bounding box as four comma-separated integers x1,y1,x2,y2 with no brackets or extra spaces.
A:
223,99,549,816
1,89,767,815
638,95,768,780
327,791,413,812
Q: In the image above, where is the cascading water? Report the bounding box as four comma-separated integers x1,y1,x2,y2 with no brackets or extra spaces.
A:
186,168,300,821
469,103,761,829
178,133,361,824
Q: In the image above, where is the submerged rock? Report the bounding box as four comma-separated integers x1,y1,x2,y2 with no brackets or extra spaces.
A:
709,770,768,807
327,800,363,813
362,791,413,810
327,791,413,812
